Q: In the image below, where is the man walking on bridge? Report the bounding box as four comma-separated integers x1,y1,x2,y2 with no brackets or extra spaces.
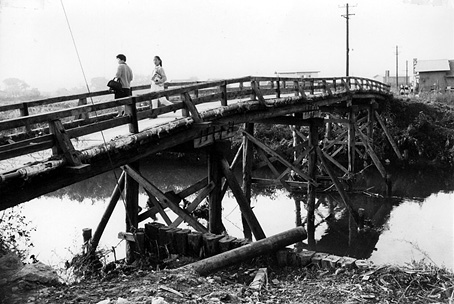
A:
114,54,133,116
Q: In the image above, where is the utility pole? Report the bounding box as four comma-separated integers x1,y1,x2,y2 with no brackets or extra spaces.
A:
341,3,355,77
396,45,399,92
406,60,408,85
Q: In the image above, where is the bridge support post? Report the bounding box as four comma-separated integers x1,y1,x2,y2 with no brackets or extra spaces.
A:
367,102,376,146
208,143,224,234
347,108,357,173
307,119,319,249
242,123,254,241
125,163,140,263
125,108,140,263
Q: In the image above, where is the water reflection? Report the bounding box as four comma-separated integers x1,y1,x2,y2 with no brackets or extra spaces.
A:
24,157,454,270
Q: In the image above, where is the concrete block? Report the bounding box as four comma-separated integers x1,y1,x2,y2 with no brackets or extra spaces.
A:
322,255,341,269
311,252,329,267
339,256,357,270
355,259,372,270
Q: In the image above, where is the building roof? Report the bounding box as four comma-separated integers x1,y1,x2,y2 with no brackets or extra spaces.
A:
415,59,450,72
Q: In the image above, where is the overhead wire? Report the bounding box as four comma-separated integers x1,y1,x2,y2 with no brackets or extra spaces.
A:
59,0,138,238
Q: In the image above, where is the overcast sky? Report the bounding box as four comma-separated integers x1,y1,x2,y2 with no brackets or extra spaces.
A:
0,0,453,92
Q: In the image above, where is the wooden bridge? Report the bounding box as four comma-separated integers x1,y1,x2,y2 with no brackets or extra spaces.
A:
0,75,399,259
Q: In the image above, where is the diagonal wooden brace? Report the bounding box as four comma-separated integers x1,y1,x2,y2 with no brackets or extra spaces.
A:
123,165,208,233
49,119,89,172
242,130,319,186
180,92,202,123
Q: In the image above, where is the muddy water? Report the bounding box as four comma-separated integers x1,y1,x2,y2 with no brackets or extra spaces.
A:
18,157,454,271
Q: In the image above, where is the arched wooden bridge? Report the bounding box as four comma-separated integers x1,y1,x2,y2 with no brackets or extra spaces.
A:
0,75,399,259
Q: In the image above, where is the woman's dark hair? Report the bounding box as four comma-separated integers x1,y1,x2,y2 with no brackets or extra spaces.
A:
155,56,162,67
116,54,127,62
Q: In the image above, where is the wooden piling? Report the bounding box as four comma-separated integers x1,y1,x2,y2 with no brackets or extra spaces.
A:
307,120,318,249
125,163,140,263
208,143,224,234
347,108,356,173
242,123,254,240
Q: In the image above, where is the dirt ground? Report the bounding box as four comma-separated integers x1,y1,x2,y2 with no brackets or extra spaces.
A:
2,254,453,304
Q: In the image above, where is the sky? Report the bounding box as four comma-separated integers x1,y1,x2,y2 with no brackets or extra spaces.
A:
0,0,453,92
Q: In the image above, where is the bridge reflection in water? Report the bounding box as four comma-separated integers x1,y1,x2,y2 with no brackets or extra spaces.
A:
1,75,401,261
27,156,454,269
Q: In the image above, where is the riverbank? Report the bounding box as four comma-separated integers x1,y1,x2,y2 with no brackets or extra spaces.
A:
1,252,453,304
378,92,454,169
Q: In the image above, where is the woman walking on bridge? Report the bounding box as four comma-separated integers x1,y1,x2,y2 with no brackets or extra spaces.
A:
114,54,133,116
150,55,172,109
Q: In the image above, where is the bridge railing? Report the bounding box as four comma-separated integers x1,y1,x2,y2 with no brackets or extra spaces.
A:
0,76,390,166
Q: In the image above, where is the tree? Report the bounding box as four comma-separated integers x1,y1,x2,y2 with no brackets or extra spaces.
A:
3,78,30,98
90,77,109,92
0,207,35,259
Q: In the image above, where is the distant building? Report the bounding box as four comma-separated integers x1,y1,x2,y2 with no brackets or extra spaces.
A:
414,59,454,92
275,71,320,78
382,70,410,92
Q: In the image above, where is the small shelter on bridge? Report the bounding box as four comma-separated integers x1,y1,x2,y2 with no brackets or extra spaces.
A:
275,71,320,78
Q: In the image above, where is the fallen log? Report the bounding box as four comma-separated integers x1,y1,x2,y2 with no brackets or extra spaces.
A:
182,226,307,275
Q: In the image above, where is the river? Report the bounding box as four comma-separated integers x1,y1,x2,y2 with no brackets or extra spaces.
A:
16,155,454,272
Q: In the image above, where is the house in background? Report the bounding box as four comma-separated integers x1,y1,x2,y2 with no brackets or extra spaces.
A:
414,59,454,92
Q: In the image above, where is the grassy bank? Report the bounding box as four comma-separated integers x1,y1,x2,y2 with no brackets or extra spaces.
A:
378,92,454,168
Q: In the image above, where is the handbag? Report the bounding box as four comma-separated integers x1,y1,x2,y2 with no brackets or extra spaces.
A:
107,78,122,91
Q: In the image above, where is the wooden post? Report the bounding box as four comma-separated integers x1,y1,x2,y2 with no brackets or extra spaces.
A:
89,171,126,254
183,227,307,275
294,197,304,252
242,123,254,241
208,143,224,234
124,106,140,263
77,98,89,121
307,120,318,249
220,81,227,106
125,97,139,133
347,108,356,173
324,114,332,146
82,228,92,254
367,104,374,146
125,163,140,263
276,78,281,98
250,80,257,101
20,103,32,134
294,81,299,97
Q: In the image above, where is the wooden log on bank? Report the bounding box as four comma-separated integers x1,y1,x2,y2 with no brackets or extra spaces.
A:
182,226,307,276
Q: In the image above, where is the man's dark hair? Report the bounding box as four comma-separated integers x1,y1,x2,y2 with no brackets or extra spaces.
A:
116,54,127,62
